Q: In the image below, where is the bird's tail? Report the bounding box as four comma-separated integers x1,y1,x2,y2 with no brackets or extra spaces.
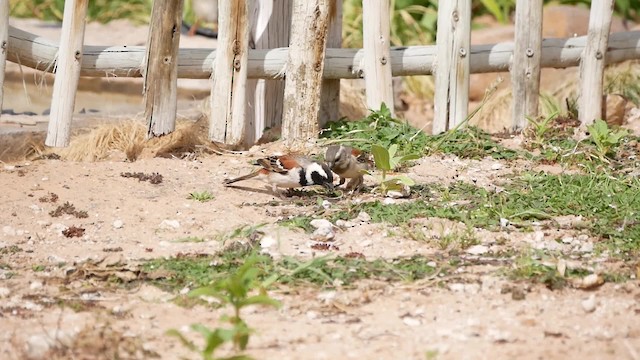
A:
223,170,262,186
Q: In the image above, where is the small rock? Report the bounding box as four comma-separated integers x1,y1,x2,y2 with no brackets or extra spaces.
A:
29,204,42,213
386,185,411,199
491,163,503,170
2,226,16,236
449,283,465,293
499,218,509,228
30,281,43,291
310,219,333,229
356,212,371,223
159,219,180,230
260,236,277,249
579,242,594,253
402,315,422,327
317,291,337,303
557,259,567,277
572,273,604,289
581,294,597,313
26,334,54,360
306,310,318,320
466,245,489,255
312,227,335,241
427,261,437,267
0,287,10,298
487,328,512,343
112,220,124,229
335,220,356,228
47,255,66,264
383,198,397,205
321,200,331,210
561,236,574,244
3,165,16,171
511,286,526,301
36,220,51,228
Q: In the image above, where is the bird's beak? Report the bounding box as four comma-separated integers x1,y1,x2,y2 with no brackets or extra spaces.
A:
323,182,335,191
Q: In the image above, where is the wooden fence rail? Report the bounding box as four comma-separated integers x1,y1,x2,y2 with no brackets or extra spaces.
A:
0,1,635,147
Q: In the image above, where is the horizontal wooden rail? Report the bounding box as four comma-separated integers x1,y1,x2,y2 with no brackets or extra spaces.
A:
8,26,640,80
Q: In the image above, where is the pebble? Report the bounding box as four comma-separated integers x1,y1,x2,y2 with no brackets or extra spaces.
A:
36,220,51,228
312,227,335,241
0,287,10,298
310,219,333,229
26,334,54,360
29,204,42,213
159,219,180,230
335,220,356,228
30,281,43,291
112,220,124,229
491,163,503,170
581,294,597,313
321,200,331,210
402,315,422,327
2,226,16,236
356,212,371,223
499,218,509,227
260,236,277,249
579,242,594,253
466,245,489,255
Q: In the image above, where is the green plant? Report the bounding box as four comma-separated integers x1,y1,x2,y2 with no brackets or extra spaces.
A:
189,191,215,202
478,0,514,24
525,110,559,145
167,255,280,360
587,119,629,161
370,144,419,195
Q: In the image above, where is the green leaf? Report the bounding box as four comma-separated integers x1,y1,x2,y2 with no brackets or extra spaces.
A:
371,144,392,171
238,295,281,309
165,329,198,352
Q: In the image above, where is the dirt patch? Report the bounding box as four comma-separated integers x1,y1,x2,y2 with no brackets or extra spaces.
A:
0,150,638,359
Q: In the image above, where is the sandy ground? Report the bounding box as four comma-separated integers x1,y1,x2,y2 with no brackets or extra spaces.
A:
0,151,639,360
1,15,640,360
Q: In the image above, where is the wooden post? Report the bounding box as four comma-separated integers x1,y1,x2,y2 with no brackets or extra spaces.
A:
143,0,184,138
362,0,394,116
281,0,332,145
0,0,9,118
511,0,543,131
246,0,291,144
45,0,88,147
210,0,250,146
433,0,471,134
579,0,615,126
319,0,342,126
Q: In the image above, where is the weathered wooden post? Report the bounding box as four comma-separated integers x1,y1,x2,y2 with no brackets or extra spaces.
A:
511,0,543,131
433,0,471,134
247,0,291,144
579,0,615,126
319,0,342,126
143,0,184,138
0,0,9,118
45,0,88,147
281,0,333,145
362,0,394,116
210,0,250,146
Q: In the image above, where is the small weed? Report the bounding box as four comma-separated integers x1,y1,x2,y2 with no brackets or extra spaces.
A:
172,236,207,243
189,191,214,202
369,144,419,195
167,255,280,360
49,202,89,219
525,111,559,146
0,245,23,255
32,264,46,272
586,119,629,162
120,172,163,184
425,126,520,160
215,224,266,244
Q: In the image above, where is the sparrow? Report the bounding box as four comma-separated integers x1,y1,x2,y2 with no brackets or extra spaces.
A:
224,155,334,194
325,145,371,192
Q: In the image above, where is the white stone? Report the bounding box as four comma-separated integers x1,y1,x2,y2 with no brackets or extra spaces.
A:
310,219,333,229
449,283,465,293
499,218,509,227
581,294,597,313
112,220,124,229
335,220,356,228
466,245,489,255
579,242,594,253
26,334,54,360
30,281,43,291
160,219,180,230
357,212,371,223
2,226,16,236
0,287,10,298
312,227,335,241
321,200,331,210
383,198,397,205
260,236,277,249
402,316,422,327
491,163,503,170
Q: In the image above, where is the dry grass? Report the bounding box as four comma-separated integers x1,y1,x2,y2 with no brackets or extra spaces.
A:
30,116,218,162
